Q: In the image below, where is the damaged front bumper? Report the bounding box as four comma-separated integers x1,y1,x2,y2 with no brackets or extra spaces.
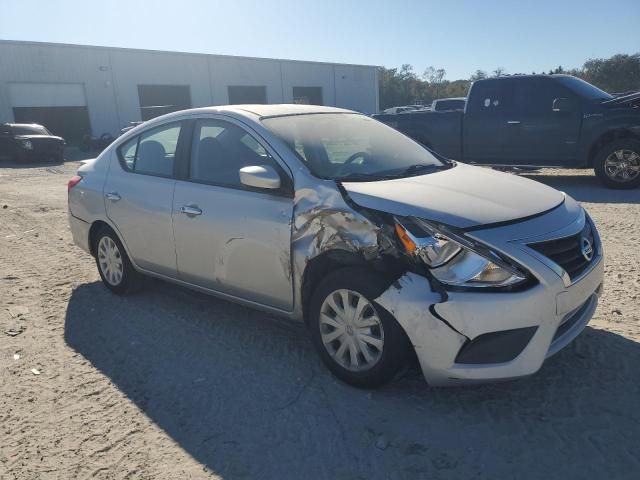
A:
375,209,605,387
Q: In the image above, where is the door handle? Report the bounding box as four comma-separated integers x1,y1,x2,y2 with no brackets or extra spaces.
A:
180,205,202,216
105,192,121,201
507,120,521,125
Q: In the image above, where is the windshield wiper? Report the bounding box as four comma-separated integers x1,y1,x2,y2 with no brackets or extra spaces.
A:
391,163,452,177
337,172,394,182
338,163,453,182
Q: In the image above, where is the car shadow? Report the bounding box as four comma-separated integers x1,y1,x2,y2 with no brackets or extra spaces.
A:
65,281,640,479
522,173,640,204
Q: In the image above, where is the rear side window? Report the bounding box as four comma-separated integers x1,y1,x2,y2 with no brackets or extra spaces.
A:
117,122,182,177
468,81,510,114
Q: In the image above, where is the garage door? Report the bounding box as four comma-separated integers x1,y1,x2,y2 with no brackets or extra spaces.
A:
9,83,91,144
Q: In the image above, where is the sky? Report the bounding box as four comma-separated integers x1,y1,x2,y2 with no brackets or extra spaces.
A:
1,0,638,80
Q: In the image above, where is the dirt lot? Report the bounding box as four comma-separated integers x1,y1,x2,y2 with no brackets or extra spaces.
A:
1,162,639,480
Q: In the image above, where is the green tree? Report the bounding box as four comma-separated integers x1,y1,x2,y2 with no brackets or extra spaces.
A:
378,53,639,111
581,54,640,93
470,70,488,81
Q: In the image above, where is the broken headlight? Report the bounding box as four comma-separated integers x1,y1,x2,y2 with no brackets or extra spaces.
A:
395,218,528,288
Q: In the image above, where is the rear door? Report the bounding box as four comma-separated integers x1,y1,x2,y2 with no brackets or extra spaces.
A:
171,116,294,311
463,80,513,163
104,121,185,277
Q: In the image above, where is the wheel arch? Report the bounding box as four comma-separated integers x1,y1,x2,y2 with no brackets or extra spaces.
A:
301,250,369,325
300,249,408,326
88,219,135,266
587,128,640,166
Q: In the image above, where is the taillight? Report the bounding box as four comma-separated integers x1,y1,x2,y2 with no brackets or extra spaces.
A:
68,175,83,192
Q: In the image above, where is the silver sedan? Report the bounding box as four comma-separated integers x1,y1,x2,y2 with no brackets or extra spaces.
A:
68,104,604,387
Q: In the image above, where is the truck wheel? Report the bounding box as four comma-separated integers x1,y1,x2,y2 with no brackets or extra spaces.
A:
594,139,640,189
308,267,410,388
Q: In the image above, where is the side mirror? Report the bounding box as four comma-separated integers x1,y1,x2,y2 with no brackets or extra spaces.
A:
552,97,571,112
239,165,281,190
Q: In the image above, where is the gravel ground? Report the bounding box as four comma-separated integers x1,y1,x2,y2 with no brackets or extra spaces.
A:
1,162,639,480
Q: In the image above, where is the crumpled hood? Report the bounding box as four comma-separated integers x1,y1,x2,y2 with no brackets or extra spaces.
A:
341,163,565,229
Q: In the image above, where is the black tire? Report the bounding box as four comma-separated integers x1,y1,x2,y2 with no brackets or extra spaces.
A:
93,226,142,294
308,267,410,388
593,138,640,189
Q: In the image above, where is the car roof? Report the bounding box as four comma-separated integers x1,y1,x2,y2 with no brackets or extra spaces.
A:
184,104,355,119
119,104,360,137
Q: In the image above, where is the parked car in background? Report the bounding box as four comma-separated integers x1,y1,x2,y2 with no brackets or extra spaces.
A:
374,75,640,188
120,121,144,136
431,97,466,111
381,105,429,114
0,123,65,163
81,132,116,153
68,104,603,388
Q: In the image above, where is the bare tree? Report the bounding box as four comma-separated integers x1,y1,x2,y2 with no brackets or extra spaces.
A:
492,67,506,77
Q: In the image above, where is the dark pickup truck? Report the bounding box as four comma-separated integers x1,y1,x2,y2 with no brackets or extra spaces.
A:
374,75,640,188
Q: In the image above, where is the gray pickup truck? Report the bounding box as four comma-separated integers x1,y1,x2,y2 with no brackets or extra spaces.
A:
374,75,640,189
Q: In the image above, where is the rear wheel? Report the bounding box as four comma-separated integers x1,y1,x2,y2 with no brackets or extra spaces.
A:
594,139,640,189
93,226,141,294
309,268,409,388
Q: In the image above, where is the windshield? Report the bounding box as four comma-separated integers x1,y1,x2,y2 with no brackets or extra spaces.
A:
12,125,51,136
261,113,447,181
556,76,612,101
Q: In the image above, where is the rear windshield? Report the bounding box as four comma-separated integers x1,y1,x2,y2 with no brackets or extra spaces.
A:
262,113,447,181
434,100,465,111
11,125,51,136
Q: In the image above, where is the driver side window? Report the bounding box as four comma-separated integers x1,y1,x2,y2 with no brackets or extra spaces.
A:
190,119,279,188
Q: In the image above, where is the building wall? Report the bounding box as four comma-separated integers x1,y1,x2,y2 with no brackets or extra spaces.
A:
0,42,120,136
0,41,379,137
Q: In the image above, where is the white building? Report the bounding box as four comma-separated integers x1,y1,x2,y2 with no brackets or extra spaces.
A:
0,40,379,143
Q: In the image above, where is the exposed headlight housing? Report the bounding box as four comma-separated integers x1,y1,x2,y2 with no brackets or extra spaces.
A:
395,217,528,289
21,140,33,150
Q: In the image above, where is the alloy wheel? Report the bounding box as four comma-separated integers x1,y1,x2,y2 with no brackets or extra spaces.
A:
604,149,640,182
319,289,385,372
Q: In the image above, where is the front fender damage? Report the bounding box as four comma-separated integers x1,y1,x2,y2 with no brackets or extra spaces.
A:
291,180,397,316
374,272,468,384
291,178,466,384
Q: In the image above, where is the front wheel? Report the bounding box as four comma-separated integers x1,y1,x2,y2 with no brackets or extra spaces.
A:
93,226,141,294
594,139,640,189
309,268,410,388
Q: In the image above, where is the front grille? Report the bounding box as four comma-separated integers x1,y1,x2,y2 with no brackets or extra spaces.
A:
528,221,595,281
32,138,63,153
